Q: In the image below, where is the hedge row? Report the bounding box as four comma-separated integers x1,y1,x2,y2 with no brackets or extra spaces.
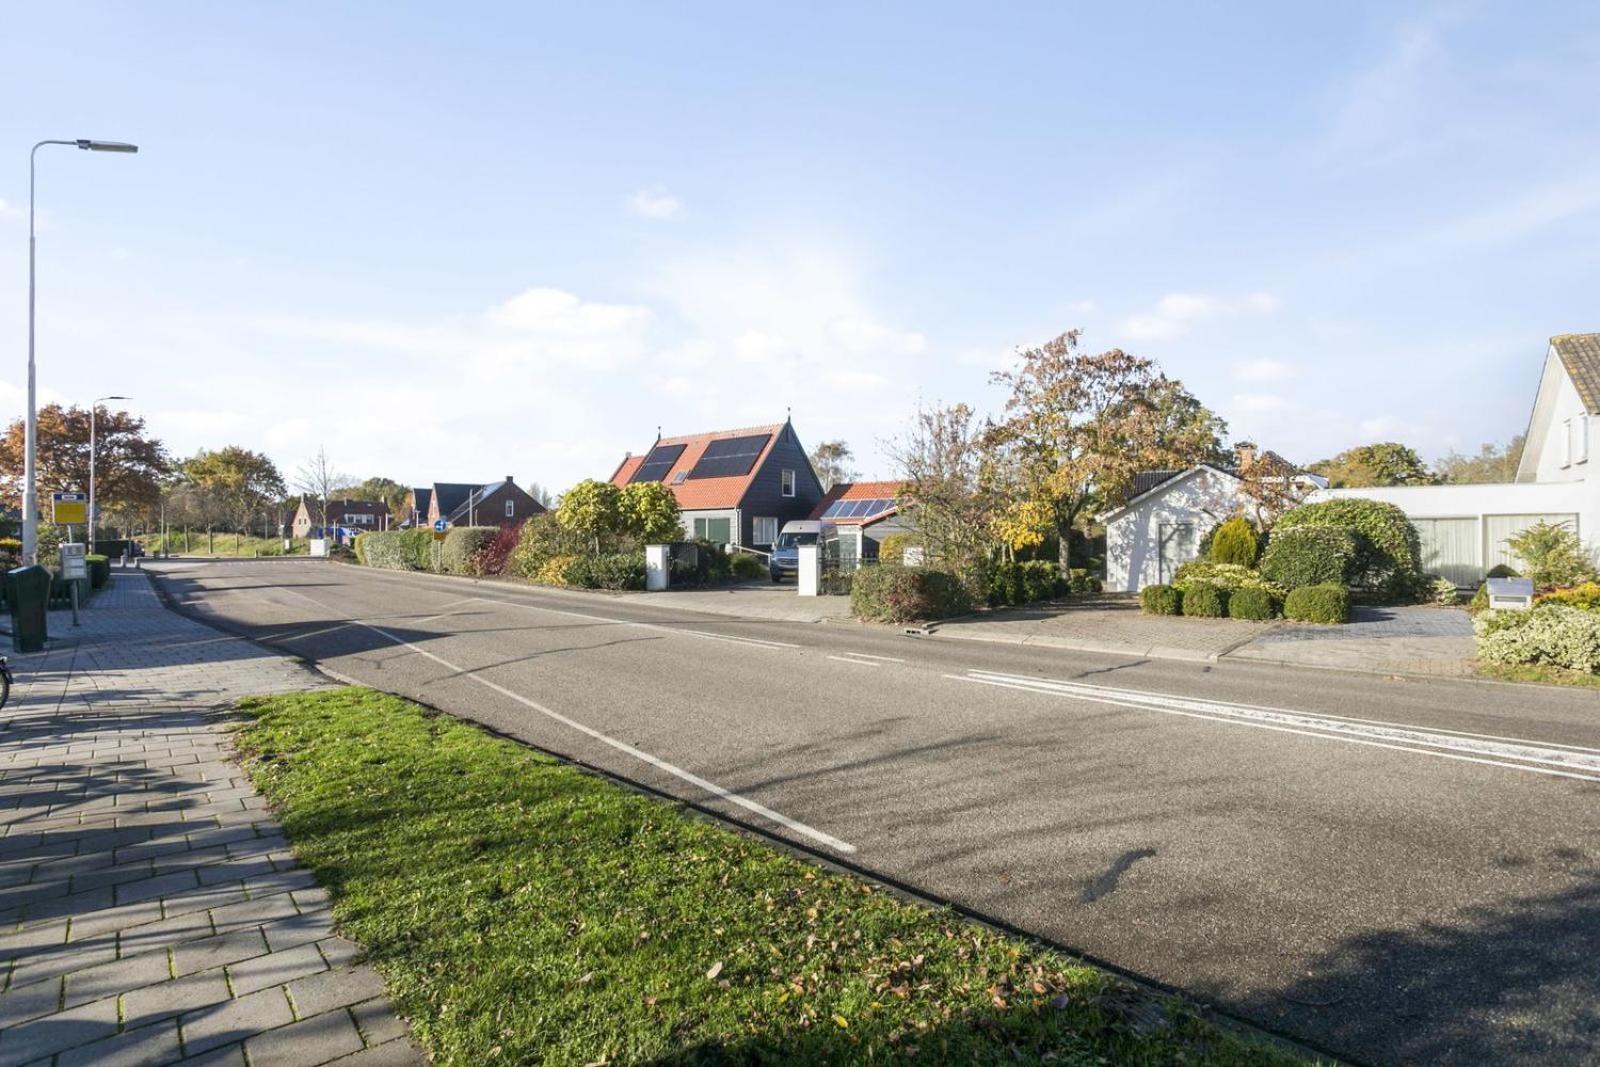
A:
355,528,501,575
1259,527,1355,590
851,565,974,624
1139,580,1350,623
1476,604,1600,673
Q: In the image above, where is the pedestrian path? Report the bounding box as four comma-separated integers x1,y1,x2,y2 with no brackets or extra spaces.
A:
0,572,421,1066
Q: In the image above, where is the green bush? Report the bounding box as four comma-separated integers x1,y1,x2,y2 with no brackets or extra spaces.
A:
1181,581,1225,617
1227,585,1277,621
353,533,369,566
1427,575,1460,605
511,514,588,578
441,527,498,576
729,553,764,580
1140,584,1182,616
563,553,646,591
877,533,914,565
1208,516,1258,567
1538,582,1600,613
360,529,435,571
1259,527,1356,590
1283,583,1350,624
1067,568,1101,595
1273,498,1421,599
85,554,110,590
1505,521,1598,588
1171,561,1283,597
1469,583,1489,615
851,565,973,624
1475,604,1600,673
986,560,1066,607
1486,563,1519,579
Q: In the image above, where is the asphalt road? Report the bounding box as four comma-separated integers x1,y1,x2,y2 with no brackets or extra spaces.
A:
151,559,1600,1065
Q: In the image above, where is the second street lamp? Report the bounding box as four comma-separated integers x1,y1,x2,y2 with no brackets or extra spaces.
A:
89,395,131,553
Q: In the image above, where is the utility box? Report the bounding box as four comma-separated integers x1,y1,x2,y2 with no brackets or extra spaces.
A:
796,543,821,597
6,565,50,652
1486,577,1534,611
645,545,670,591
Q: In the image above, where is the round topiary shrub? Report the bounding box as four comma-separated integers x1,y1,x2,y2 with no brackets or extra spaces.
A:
1259,526,1356,590
1209,516,1259,567
1284,583,1350,624
1181,581,1225,618
1228,585,1277,620
1140,584,1182,616
1273,498,1421,599
1486,563,1519,579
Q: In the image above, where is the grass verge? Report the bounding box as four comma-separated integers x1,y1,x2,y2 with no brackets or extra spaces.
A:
142,533,308,557
236,687,1306,1066
1476,662,1600,690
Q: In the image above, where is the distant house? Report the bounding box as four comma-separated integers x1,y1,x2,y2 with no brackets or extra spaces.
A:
808,481,909,561
1098,448,1325,592
291,497,390,539
404,477,545,528
608,419,823,548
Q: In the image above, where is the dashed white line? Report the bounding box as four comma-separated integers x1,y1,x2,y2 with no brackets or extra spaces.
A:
828,655,882,668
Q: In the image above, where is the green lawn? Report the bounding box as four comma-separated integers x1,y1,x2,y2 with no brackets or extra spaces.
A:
235,688,1306,1066
143,532,308,557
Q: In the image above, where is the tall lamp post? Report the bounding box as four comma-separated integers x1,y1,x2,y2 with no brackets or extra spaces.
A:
89,395,131,553
25,138,139,565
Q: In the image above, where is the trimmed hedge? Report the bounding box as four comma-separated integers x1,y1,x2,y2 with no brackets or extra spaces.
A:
1538,582,1600,613
85,554,110,590
441,527,498,576
1208,516,1258,567
1140,584,1182,616
360,529,435,571
1171,561,1283,597
1259,527,1356,590
1475,605,1600,673
988,560,1066,608
564,553,646,591
1067,568,1102,595
1228,585,1277,621
1284,583,1350,624
1273,498,1421,598
730,553,764,580
1181,581,1225,618
851,565,973,624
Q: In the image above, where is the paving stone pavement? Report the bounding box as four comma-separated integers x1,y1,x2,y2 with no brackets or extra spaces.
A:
929,594,1270,661
1228,604,1476,677
0,571,422,1066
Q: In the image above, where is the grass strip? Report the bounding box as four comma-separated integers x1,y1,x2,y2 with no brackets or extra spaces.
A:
1476,662,1600,690
236,687,1307,1065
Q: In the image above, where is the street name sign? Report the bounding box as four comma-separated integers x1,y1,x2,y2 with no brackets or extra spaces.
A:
52,492,87,525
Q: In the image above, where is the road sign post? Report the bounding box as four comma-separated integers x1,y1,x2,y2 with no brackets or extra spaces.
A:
433,520,448,573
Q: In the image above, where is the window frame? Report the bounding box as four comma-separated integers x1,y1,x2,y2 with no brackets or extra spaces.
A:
781,469,796,497
752,516,778,545
505,499,515,518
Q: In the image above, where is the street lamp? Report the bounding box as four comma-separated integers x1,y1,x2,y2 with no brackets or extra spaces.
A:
89,395,130,553
24,139,139,565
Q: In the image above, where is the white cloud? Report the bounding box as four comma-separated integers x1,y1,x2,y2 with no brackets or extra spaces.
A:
1231,392,1290,414
489,287,651,337
1231,357,1297,383
626,187,683,220
1120,291,1279,341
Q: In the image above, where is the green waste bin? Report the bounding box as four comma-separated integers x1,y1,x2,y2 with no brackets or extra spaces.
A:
6,565,50,653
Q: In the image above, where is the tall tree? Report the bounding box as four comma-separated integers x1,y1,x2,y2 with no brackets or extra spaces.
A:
0,403,170,518
185,447,287,533
888,403,1005,580
294,447,348,536
987,330,1224,565
338,476,410,515
807,440,858,492
1436,435,1524,484
1308,442,1436,488
1233,443,1314,531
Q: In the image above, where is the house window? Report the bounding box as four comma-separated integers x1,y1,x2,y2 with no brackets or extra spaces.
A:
505,499,515,518
1578,415,1590,464
1563,419,1573,467
781,469,796,497
693,517,732,544
753,516,778,545
672,471,687,485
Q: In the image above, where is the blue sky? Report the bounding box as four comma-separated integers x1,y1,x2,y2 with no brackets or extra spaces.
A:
3,3,1598,494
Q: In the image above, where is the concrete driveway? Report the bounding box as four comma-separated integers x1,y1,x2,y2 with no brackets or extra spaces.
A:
148,560,1600,1066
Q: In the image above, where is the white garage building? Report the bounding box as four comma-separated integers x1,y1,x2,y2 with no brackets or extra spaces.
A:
1102,333,1600,592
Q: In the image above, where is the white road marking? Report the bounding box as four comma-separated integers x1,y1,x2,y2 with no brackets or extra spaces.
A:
834,652,905,663
953,670,1600,783
828,655,882,668
265,582,856,854
680,629,801,650
275,622,357,644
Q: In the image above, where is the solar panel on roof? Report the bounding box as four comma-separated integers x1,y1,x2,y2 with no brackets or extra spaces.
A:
822,499,851,519
629,443,686,484
688,433,771,479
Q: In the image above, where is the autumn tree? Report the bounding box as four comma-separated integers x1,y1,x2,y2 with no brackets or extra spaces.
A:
1436,435,1524,484
888,403,1005,582
339,476,410,515
1309,442,1435,488
1233,443,1314,531
618,481,682,543
0,403,170,522
807,440,858,492
987,330,1225,566
185,447,287,534
556,479,621,554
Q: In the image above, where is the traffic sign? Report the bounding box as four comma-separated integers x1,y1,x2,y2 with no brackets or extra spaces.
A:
52,492,87,525
433,518,449,542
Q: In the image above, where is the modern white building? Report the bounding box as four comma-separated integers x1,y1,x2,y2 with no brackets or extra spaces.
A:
1101,333,1600,592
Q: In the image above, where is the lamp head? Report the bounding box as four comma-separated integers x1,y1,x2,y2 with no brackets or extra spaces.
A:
76,140,138,153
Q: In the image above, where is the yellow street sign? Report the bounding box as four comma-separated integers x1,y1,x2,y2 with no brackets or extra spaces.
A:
52,492,87,525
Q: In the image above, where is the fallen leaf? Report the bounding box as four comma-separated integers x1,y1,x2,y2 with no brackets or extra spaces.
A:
706,961,724,980
833,1014,849,1029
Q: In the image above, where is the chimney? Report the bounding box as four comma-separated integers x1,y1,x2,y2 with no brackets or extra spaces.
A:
506,475,514,484
1235,442,1257,469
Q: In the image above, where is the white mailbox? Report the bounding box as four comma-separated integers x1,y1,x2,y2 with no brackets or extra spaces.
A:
1486,577,1534,611
796,543,821,597
645,544,670,591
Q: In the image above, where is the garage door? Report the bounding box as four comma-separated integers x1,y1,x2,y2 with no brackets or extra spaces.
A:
1483,513,1579,574
1412,518,1479,587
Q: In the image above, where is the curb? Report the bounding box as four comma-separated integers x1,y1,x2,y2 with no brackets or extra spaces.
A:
923,624,1227,663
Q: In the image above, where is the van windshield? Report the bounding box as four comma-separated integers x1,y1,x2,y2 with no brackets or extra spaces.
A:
776,531,819,549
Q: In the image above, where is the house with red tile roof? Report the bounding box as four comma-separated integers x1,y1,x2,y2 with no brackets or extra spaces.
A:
608,418,823,549
808,480,911,560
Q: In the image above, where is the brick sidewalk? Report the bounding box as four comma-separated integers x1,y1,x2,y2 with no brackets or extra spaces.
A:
0,572,421,1066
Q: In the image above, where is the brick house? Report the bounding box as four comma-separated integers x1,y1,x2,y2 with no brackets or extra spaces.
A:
291,497,390,538
608,419,824,548
404,477,546,528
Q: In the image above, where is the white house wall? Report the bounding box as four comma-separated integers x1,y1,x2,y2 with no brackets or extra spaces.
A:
1520,346,1592,483
1105,469,1244,592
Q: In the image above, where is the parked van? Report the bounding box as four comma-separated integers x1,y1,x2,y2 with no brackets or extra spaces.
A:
768,520,836,582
